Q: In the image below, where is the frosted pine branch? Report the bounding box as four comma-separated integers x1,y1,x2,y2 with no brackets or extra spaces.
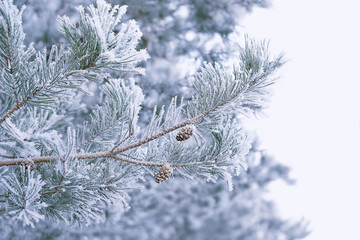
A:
0,0,149,124
0,0,284,228
0,106,218,167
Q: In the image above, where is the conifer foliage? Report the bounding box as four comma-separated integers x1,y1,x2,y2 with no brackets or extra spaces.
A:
0,0,284,229
0,141,309,240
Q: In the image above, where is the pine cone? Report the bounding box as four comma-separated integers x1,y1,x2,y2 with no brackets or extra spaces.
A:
176,126,193,141
155,164,173,183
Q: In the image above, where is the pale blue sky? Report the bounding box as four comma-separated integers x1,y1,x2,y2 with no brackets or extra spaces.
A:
240,0,360,239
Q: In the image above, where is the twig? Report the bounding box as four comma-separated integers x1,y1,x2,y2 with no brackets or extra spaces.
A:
39,190,59,196
39,175,64,196
111,133,133,152
111,109,210,155
5,33,20,105
79,124,116,149
0,95,32,124
0,155,17,159
13,91,19,105
0,107,213,167
0,60,97,125
112,155,157,165
111,155,193,168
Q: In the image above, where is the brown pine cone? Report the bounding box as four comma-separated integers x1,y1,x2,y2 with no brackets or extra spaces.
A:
155,164,173,183
176,126,193,141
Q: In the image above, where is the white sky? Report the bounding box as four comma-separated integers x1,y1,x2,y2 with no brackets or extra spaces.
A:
240,0,360,239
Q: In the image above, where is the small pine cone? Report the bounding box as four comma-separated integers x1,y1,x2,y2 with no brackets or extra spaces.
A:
155,164,173,183
176,126,193,141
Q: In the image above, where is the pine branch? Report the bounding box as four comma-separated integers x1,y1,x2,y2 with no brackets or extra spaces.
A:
0,67,259,168
0,0,284,228
0,95,32,124
0,107,212,167
111,108,210,154
0,0,149,125
0,66,84,124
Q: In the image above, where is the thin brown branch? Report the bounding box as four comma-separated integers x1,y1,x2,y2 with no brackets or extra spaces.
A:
111,155,161,166
0,156,53,167
0,95,32,124
111,156,198,168
13,91,19,104
0,57,97,125
111,109,211,155
0,139,14,142
0,155,17,159
39,190,58,196
0,107,213,167
39,175,65,196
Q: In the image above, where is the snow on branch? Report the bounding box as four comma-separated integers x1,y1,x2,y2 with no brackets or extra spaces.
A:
0,0,149,124
186,37,284,130
0,0,283,228
57,0,149,74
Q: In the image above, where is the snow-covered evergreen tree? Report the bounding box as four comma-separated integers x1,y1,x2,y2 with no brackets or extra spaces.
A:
0,0,308,239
